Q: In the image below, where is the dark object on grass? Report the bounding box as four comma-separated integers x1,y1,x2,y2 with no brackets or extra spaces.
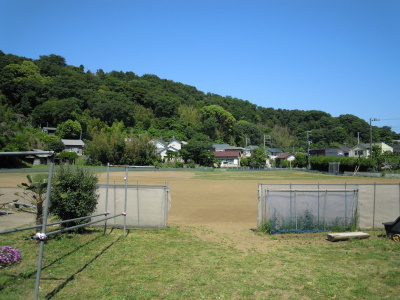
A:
382,216,400,242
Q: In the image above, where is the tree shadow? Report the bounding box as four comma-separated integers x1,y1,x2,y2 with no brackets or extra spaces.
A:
45,235,122,299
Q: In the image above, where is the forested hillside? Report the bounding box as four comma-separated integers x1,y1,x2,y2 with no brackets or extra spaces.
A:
1,51,399,164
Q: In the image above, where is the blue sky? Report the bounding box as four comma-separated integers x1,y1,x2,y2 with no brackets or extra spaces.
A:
1,0,399,132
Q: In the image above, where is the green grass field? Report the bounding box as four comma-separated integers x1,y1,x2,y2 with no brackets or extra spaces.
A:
1,227,399,299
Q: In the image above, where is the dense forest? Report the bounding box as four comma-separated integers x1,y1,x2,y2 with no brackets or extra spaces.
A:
1,51,399,167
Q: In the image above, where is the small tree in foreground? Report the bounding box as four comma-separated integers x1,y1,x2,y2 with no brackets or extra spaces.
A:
16,174,48,232
50,166,99,231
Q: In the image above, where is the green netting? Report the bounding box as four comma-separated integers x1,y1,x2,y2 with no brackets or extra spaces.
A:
260,187,357,234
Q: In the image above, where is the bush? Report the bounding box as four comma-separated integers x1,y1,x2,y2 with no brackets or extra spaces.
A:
56,152,79,164
0,246,21,269
309,156,376,172
50,166,99,231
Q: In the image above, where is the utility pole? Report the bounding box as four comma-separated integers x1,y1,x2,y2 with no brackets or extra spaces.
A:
264,134,271,148
306,131,311,169
369,118,379,159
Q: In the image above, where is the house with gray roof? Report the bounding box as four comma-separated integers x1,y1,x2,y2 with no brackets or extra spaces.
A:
61,139,85,156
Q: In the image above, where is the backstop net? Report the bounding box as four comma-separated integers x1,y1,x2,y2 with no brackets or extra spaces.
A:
328,162,340,175
96,184,171,229
258,184,358,233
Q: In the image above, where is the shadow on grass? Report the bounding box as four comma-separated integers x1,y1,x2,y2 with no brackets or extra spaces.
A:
0,228,116,294
45,233,123,299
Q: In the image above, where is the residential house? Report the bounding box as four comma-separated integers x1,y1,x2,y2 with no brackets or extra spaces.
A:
349,142,393,158
151,139,165,149
158,145,180,161
61,139,85,156
375,142,394,153
213,150,241,167
243,145,259,158
265,148,284,168
392,145,400,153
225,145,244,153
24,149,53,165
310,146,350,157
212,144,231,152
266,148,284,159
152,138,186,161
168,138,186,151
309,148,326,156
42,127,57,135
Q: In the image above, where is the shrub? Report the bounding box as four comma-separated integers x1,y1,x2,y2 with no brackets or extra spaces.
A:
56,152,79,164
174,161,184,168
0,246,21,269
50,166,99,231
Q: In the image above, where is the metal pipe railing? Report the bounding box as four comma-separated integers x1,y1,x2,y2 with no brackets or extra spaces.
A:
37,214,122,238
0,212,111,235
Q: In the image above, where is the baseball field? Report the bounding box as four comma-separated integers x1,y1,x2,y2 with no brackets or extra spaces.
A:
1,169,399,299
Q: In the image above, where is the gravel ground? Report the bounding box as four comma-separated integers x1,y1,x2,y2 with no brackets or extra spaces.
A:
0,210,36,232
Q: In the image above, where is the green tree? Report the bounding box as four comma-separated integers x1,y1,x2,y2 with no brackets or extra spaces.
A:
56,152,79,164
31,97,83,126
57,119,82,139
35,54,67,76
50,166,99,231
123,133,157,165
248,147,268,167
232,120,262,146
16,174,48,232
43,135,65,152
91,97,135,126
85,121,126,164
200,105,236,142
0,60,48,114
270,125,295,150
178,104,201,128
294,152,308,168
180,135,214,166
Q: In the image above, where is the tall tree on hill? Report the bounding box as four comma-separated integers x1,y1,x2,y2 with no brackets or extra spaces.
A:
0,61,48,114
270,125,295,150
200,105,236,142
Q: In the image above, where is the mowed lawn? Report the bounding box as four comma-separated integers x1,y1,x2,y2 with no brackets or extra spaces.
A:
1,169,400,299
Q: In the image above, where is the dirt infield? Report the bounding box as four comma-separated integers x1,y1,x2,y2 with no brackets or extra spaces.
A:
1,170,399,251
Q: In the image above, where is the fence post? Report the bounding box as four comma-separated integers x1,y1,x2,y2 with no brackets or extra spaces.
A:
34,159,55,300
137,181,140,227
344,182,347,226
317,182,320,226
104,163,110,234
124,167,128,236
165,184,169,228
294,190,298,230
290,183,293,224
265,188,269,227
372,182,376,229
114,180,116,227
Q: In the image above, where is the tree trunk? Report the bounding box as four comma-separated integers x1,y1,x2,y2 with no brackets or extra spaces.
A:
36,201,43,233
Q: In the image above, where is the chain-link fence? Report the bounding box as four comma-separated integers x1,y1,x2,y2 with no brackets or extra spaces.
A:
258,183,400,232
96,184,170,229
0,184,170,229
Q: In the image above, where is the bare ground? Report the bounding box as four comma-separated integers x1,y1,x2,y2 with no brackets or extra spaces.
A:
1,170,398,251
